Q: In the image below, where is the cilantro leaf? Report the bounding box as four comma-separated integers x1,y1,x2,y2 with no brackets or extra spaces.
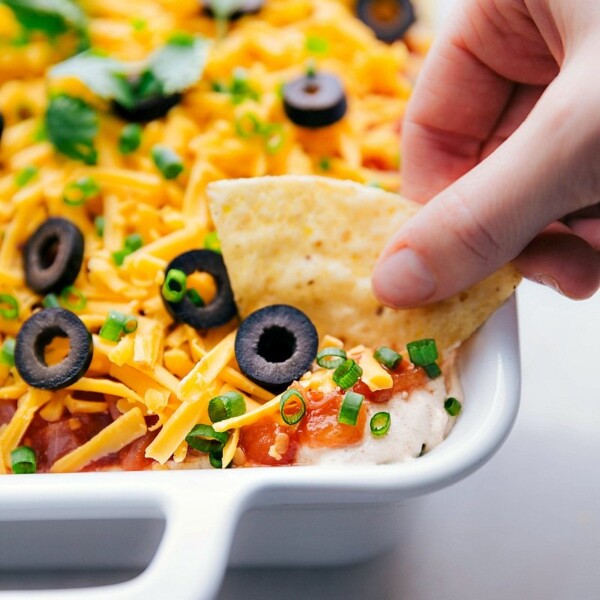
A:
50,50,126,100
2,0,89,47
148,35,211,95
45,94,98,165
49,35,210,107
204,0,248,19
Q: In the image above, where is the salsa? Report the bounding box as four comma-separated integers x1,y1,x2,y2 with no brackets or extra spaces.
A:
238,360,429,466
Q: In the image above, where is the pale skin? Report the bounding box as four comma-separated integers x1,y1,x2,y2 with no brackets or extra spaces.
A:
372,0,600,307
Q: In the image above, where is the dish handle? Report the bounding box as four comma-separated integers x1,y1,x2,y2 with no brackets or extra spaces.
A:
0,477,251,600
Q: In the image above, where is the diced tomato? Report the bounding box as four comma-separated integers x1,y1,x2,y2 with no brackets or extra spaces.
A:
0,402,16,426
352,379,393,403
239,417,298,466
24,413,113,472
118,431,157,471
353,362,428,403
363,156,392,171
390,363,428,394
25,419,84,472
298,391,366,449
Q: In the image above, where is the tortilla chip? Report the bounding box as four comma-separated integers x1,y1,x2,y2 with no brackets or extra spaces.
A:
207,176,520,352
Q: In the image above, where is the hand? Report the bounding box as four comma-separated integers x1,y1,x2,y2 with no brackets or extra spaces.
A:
372,0,600,307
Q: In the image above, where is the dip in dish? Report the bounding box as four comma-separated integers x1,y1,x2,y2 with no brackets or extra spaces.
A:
0,1,519,475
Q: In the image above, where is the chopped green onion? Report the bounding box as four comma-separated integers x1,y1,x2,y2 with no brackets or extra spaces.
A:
63,176,100,206
209,450,223,469
424,362,442,379
235,112,262,138
276,81,285,100
279,389,306,425
131,18,147,32
185,424,229,453
119,123,142,154
112,248,130,267
151,145,184,180
338,391,364,426
162,269,187,303
262,123,286,154
374,346,402,370
211,81,228,93
406,338,438,367
0,294,19,320
229,68,260,104
204,231,221,254
444,397,462,417
332,358,362,390
305,58,317,78
125,233,143,252
94,215,105,237
111,234,143,266
235,113,285,152
316,347,347,369
15,165,38,188
11,446,36,474
318,157,331,171
99,310,127,342
0,338,16,367
209,391,246,423
370,412,391,437
123,316,138,334
305,35,329,55
60,286,87,311
185,289,205,307
33,122,48,142
167,30,195,46
42,294,61,308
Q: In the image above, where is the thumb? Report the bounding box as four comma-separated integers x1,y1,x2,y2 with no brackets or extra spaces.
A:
372,76,600,307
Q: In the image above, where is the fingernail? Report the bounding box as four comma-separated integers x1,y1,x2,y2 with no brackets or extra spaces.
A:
535,274,566,296
373,248,437,307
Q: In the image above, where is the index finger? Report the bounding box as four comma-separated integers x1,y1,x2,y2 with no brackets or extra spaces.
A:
402,0,558,202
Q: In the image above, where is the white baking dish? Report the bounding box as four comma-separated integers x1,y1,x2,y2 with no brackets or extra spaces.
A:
0,295,520,600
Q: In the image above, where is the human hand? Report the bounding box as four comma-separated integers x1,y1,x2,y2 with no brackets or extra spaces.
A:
372,0,600,307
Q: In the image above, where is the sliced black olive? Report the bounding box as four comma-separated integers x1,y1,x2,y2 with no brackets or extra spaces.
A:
283,73,347,128
235,304,319,393
161,249,237,329
201,0,264,20
0,112,4,144
112,93,182,124
356,0,415,43
14,308,93,390
23,218,84,295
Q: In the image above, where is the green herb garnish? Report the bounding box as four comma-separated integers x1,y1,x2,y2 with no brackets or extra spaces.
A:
14,165,38,188
305,35,329,55
1,0,89,50
213,68,260,105
118,123,143,155
49,36,210,107
45,94,98,165
152,145,184,180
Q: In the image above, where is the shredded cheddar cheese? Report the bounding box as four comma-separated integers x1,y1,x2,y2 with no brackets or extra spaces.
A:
50,407,147,473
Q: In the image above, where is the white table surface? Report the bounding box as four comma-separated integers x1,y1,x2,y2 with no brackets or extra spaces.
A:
217,281,600,600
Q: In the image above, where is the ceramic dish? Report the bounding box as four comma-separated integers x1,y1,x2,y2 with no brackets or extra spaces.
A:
0,294,520,600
